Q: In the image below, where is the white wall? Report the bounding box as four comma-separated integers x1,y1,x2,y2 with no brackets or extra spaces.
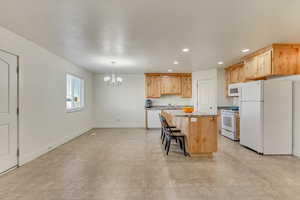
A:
0,26,94,165
93,74,145,128
293,82,300,157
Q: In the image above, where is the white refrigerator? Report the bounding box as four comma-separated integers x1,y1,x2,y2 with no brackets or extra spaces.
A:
240,80,293,155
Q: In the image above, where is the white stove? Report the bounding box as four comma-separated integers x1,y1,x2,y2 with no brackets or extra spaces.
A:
221,109,239,141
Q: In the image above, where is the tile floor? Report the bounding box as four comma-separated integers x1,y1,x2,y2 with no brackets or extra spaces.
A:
1,128,300,200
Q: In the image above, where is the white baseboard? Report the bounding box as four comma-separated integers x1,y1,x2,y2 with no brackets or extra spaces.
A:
94,126,145,128
94,121,144,128
19,127,92,166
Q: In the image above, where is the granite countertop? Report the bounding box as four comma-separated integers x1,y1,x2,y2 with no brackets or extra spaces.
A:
217,106,239,110
145,105,193,110
170,111,217,117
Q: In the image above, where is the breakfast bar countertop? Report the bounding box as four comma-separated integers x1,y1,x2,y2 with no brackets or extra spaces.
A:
145,105,193,110
170,111,217,117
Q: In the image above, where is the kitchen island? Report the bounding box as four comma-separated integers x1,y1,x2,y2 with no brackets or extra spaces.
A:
162,111,218,157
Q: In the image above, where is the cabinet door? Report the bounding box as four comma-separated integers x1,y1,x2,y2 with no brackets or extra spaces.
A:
181,76,192,98
257,50,272,77
160,76,181,94
273,47,298,75
225,69,230,97
238,66,245,82
244,57,258,79
230,69,239,83
257,54,265,77
145,76,161,98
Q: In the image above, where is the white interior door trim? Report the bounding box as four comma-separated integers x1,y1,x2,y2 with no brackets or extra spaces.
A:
0,49,19,174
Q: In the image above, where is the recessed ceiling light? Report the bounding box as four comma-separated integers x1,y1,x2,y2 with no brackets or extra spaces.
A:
241,49,250,53
168,69,173,72
182,48,190,52
174,61,179,65
218,61,224,65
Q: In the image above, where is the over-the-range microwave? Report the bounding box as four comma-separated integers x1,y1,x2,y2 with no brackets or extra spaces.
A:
228,83,242,97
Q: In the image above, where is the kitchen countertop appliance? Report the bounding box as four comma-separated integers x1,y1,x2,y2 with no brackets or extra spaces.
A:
145,99,152,108
240,80,292,155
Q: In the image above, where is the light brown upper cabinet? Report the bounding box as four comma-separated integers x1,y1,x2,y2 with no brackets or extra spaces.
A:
257,50,272,77
225,63,245,84
145,75,161,98
242,44,300,80
181,76,192,98
273,45,299,75
225,63,245,97
244,56,258,79
160,75,181,95
145,73,192,98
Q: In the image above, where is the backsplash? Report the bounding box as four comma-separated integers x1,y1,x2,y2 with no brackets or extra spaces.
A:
232,97,240,107
147,95,192,106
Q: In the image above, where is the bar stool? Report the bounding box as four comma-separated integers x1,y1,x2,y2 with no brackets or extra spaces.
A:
159,114,180,144
160,115,187,156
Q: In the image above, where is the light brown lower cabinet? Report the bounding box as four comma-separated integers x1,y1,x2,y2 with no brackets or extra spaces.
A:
236,114,240,140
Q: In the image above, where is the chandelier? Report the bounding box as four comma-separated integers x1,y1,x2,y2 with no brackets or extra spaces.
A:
103,61,123,87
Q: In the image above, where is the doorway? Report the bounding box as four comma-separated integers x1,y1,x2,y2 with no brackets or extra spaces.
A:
196,79,217,113
0,49,19,174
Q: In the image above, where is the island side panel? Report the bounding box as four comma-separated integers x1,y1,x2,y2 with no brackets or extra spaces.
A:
187,116,217,156
198,116,218,153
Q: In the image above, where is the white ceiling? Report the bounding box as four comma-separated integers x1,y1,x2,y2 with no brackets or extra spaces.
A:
0,0,300,73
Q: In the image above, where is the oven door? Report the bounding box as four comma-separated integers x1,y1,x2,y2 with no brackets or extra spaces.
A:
221,112,236,132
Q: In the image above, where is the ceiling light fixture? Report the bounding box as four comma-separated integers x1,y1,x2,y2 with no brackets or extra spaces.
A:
174,61,179,65
182,48,190,52
218,61,224,65
241,49,250,53
103,61,123,87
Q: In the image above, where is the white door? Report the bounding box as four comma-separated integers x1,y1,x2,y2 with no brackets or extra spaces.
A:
196,79,217,113
0,50,18,173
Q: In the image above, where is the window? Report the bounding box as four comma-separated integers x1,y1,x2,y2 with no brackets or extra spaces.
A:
66,74,85,112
